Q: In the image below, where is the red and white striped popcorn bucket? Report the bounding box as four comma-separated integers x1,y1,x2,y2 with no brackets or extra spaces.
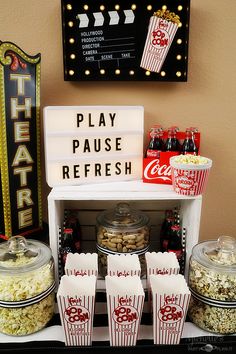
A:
64,252,98,277
169,155,212,196
57,275,96,346
107,254,141,277
105,275,145,346
150,274,191,345
140,16,178,73
145,252,180,311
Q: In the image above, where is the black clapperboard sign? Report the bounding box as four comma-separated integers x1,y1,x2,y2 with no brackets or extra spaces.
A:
43,106,144,187
61,0,190,81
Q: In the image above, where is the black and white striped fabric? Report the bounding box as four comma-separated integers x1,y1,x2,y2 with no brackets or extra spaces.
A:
76,10,135,28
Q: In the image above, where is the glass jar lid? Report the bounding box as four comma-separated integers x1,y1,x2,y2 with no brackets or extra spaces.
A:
0,235,52,274
192,235,236,272
97,203,149,231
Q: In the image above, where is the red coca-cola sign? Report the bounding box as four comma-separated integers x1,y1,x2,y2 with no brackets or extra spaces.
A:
143,152,179,185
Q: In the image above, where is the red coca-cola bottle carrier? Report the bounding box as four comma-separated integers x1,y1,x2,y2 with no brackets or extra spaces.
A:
143,126,201,185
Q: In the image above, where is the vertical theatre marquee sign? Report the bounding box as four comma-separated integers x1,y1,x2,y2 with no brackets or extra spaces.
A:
0,41,42,238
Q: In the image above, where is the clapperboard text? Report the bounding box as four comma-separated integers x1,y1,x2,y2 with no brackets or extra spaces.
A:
76,10,136,66
43,106,144,187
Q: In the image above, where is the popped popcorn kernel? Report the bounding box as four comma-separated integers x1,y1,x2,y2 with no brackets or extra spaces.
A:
173,154,209,165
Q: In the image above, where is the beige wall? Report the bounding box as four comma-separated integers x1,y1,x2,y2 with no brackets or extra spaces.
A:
0,0,236,242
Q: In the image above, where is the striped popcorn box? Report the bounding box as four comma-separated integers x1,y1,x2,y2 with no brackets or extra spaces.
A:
107,254,141,277
105,275,145,346
145,252,180,310
57,275,96,346
150,274,191,345
140,16,178,73
170,155,213,196
64,253,98,277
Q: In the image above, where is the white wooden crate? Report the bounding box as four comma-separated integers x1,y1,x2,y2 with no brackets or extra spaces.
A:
48,180,202,288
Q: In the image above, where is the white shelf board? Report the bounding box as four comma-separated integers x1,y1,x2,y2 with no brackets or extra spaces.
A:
48,180,203,201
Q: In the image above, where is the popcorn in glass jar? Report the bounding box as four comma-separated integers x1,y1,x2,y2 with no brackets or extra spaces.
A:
0,236,55,336
188,235,236,334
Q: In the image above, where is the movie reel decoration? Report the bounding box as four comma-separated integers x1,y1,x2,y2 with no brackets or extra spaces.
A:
61,0,191,81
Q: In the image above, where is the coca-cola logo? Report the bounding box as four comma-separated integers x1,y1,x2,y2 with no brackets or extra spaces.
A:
143,159,172,182
112,305,138,325
176,175,194,189
158,303,183,323
64,305,90,325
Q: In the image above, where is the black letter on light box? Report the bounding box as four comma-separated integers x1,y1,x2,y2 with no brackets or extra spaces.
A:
74,165,80,178
125,162,132,175
62,166,70,179
73,140,79,153
77,113,84,127
115,162,121,175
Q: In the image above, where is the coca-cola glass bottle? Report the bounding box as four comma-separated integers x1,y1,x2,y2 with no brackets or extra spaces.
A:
64,212,82,253
164,126,181,152
160,216,175,252
182,128,198,155
167,225,183,260
59,228,76,272
146,127,164,158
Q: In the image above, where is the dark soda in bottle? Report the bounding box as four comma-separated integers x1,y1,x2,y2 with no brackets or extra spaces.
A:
146,127,164,158
182,127,198,155
60,228,75,271
64,212,82,253
160,215,175,252
167,224,183,260
164,126,181,152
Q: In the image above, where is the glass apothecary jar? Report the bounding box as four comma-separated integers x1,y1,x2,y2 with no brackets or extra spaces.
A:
0,236,55,336
96,202,150,277
188,235,236,334
97,244,147,278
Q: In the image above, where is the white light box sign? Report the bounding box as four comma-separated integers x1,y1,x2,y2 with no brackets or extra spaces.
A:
43,106,144,187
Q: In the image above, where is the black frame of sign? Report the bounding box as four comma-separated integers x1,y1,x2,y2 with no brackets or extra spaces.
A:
61,0,191,82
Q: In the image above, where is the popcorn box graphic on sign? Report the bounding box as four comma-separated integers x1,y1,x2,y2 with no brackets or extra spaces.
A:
105,275,145,346
140,15,179,73
57,275,96,346
65,252,98,277
170,155,213,196
150,274,191,345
